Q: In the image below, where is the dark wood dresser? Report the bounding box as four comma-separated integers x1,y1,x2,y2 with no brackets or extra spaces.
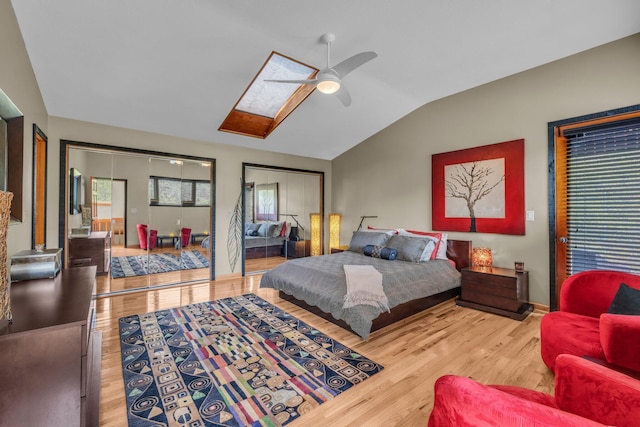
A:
0,266,101,427
457,266,533,320
68,231,111,274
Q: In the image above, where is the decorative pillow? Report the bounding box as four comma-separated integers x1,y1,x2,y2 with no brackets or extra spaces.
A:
256,222,270,237
246,222,261,236
363,245,398,260
608,283,640,315
398,229,440,261
386,235,428,263
347,231,393,253
267,222,282,238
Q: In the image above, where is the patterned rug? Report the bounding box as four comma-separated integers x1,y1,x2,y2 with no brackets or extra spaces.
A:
111,250,209,278
119,294,384,426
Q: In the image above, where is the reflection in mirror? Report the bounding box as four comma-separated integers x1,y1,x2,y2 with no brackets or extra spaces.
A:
61,141,215,296
243,164,323,275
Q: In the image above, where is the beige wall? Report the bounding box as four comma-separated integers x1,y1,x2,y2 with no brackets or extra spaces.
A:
0,1,48,258
332,34,640,306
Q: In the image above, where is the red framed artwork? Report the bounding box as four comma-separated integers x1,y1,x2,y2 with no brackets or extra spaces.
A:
432,139,525,235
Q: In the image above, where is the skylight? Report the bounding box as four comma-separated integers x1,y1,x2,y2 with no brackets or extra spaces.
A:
219,52,318,139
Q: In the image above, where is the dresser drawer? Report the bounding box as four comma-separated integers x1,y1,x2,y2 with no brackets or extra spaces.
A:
458,267,531,320
462,286,522,312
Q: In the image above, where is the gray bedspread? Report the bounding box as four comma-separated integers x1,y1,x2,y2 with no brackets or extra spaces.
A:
259,251,461,340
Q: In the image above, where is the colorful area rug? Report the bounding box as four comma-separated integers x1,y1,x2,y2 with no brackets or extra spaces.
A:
111,250,209,278
119,294,384,426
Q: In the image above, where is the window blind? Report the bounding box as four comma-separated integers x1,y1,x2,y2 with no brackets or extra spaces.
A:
564,119,640,275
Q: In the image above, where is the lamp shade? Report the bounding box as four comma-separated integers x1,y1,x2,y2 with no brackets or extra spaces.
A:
472,247,493,267
329,213,341,249
310,213,322,256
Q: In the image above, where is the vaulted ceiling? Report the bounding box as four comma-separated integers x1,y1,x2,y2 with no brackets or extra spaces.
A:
11,1,640,160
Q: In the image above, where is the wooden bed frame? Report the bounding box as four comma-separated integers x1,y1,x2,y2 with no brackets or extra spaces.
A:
278,239,472,337
245,243,283,259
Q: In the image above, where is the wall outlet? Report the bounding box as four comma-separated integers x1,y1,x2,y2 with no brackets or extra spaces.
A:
526,210,535,221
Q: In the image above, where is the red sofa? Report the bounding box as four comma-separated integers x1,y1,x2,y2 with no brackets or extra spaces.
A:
136,224,158,250
428,354,640,427
540,270,640,373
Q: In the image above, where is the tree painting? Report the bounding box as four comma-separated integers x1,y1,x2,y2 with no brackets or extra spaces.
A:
255,183,278,221
444,159,505,232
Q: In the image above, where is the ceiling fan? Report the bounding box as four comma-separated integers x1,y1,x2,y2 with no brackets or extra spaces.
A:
266,33,377,107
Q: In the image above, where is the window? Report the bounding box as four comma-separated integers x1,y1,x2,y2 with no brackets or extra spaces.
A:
218,52,318,139
149,176,210,207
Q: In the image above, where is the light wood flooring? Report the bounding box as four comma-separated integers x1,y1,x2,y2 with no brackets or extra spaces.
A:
96,275,555,427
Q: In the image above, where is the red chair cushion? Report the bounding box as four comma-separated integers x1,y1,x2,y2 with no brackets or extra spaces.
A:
540,311,605,371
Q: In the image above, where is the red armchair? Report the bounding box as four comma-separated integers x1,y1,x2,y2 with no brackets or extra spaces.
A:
428,354,640,427
180,227,191,248
136,224,158,250
540,270,640,373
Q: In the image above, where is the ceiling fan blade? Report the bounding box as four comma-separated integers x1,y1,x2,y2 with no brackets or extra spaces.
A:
264,79,317,85
334,85,351,107
332,51,377,78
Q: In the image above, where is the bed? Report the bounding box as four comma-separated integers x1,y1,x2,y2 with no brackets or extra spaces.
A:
244,235,286,259
260,233,471,340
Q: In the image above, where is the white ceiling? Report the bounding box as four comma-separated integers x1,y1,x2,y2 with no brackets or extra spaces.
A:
11,1,640,160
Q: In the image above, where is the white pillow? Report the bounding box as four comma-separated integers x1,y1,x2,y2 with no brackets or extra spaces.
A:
436,233,448,260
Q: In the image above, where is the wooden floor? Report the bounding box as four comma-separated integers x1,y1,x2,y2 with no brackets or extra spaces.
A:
96,275,555,427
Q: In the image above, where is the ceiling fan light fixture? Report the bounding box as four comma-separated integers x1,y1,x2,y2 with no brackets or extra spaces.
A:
317,79,340,94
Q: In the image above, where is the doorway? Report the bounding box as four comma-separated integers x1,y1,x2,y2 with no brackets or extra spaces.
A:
90,177,126,247
548,105,640,309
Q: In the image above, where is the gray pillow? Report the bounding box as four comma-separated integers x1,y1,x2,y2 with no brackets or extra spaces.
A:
268,222,283,237
257,222,270,237
386,235,428,263
245,223,261,236
348,231,393,253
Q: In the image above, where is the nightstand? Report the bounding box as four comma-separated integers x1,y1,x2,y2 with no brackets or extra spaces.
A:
457,266,533,320
330,245,349,254
285,240,311,258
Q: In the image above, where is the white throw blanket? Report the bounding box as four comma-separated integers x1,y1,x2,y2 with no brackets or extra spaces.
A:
343,265,390,312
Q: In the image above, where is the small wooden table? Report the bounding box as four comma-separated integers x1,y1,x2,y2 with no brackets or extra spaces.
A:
157,234,179,248
284,240,311,258
457,266,533,320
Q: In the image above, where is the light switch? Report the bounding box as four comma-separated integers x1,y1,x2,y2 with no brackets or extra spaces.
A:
526,210,535,221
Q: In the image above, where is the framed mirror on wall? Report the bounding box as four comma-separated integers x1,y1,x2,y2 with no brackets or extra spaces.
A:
242,163,324,275
60,140,216,296
32,125,47,248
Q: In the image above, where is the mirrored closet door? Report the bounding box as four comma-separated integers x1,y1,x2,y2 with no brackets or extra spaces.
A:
62,141,215,295
243,164,324,275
